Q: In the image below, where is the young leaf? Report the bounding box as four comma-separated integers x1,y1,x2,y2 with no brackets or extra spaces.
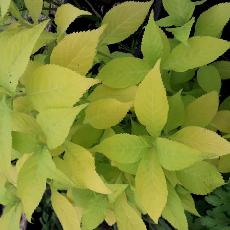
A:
85,98,131,129
135,148,168,223
134,60,169,137
213,61,230,80
171,126,230,157
156,138,203,171
97,57,150,88
50,27,104,75
26,64,98,111
197,65,221,93
24,0,43,23
0,0,11,18
101,1,152,44
211,110,230,133
92,134,150,163
51,190,81,230
162,183,188,230
195,3,230,38
176,161,224,195
0,21,48,92
162,36,230,72
183,91,219,127
37,105,86,149
114,195,146,230
55,3,90,34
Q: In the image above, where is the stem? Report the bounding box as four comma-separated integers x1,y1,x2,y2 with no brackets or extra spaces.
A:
84,0,102,19
97,51,112,60
20,213,27,230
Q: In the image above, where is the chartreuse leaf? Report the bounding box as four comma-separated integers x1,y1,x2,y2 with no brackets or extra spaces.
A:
135,148,168,223
50,27,104,75
92,134,150,163
162,36,230,72
85,98,131,129
162,183,188,230
88,85,137,103
101,1,152,44
176,161,224,195
197,66,221,93
156,138,203,171
0,203,22,230
57,142,110,194
0,97,12,174
24,0,43,23
108,184,128,203
195,3,230,37
0,20,48,92
211,110,230,133
37,105,86,149
213,61,230,80
220,97,230,110
217,154,230,173
114,194,146,230
134,60,169,137
55,3,90,34
165,91,185,132
171,126,230,157
97,57,150,88
183,91,219,127
51,190,81,230
0,0,11,18
26,64,98,111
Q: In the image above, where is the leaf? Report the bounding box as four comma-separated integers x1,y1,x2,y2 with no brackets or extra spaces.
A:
59,142,110,194
162,36,230,72
135,148,168,222
0,97,12,174
114,195,146,230
97,57,150,88
51,190,81,230
171,126,230,157
176,161,224,195
197,66,221,93
213,61,230,80
217,154,230,173
0,21,48,92
211,110,230,133
50,27,104,75
0,0,11,18
183,91,219,127
55,3,90,34
92,134,150,163
88,85,137,103
85,98,131,129
195,3,230,38
26,64,98,111
134,60,169,137
162,183,188,230
24,0,43,23
156,138,203,171
101,1,152,44
37,105,86,149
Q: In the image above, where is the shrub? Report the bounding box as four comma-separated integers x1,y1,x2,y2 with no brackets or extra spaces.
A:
0,0,230,230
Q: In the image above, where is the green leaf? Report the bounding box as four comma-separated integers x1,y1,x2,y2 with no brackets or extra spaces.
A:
211,110,230,133
162,36,230,72
162,183,188,230
108,184,128,203
197,66,221,93
97,57,150,88
171,126,230,157
135,148,168,222
176,161,224,195
88,85,137,103
195,3,230,38
213,61,230,80
183,91,219,127
114,195,146,230
217,154,230,173
101,1,152,44
0,21,48,92
26,64,98,111
24,0,43,23
85,98,131,129
57,142,111,194
0,0,11,18
156,137,203,171
134,60,169,137
37,105,86,149
55,3,90,34
92,134,150,163
51,190,81,230
50,27,104,75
